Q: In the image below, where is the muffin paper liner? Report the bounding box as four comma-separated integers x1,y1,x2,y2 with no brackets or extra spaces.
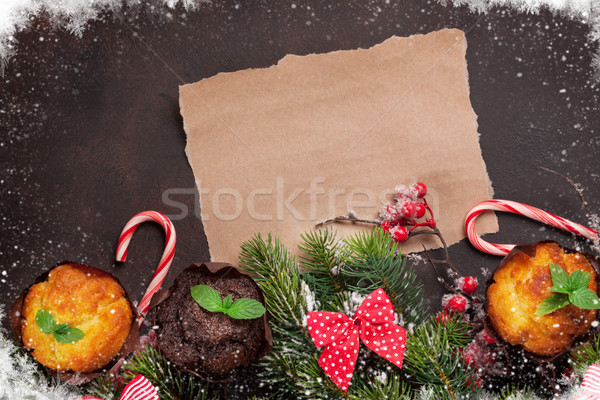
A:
9,261,142,385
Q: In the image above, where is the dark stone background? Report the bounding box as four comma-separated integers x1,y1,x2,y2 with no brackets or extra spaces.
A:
0,0,598,395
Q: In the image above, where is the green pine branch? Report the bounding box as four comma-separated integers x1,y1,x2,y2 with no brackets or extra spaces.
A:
239,234,345,400
83,374,121,400
121,345,214,400
570,332,600,378
338,255,426,326
239,233,306,329
298,228,346,307
350,374,412,400
404,313,476,400
343,228,397,260
496,385,543,400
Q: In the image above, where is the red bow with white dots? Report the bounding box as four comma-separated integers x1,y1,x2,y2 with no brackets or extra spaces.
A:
307,288,407,392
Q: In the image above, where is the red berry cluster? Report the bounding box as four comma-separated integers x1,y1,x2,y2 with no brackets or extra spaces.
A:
438,277,479,315
379,182,435,243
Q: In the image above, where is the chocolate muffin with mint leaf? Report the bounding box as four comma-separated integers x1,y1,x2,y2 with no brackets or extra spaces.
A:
155,262,271,379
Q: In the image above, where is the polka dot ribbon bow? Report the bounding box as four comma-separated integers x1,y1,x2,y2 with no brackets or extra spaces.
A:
307,288,407,392
81,374,159,400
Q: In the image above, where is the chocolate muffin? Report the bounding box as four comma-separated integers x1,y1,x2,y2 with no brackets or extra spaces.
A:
486,241,598,357
156,263,268,378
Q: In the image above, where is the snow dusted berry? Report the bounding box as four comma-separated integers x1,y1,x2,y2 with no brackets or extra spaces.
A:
380,202,400,222
411,182,427,198
465,375,482,390
456,276,478,295
463,344,478,365
414,202,426,218
390,226,409,242
443,294,468,313
380,221,392,232
395,184,418,201
481,330,495,344
435,311,450,324
400,202,416,218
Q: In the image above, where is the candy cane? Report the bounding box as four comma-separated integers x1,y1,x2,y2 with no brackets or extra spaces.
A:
116,211,176,323
465,199,598,256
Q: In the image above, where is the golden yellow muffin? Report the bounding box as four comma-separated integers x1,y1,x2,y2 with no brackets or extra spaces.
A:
21,263,133,372
487,242,597,357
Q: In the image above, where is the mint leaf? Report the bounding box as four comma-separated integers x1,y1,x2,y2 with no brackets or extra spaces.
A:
54,323,70,335
536,293,570,316
570,287,600,310
191,285,224,312
54,326,85,344
567,270,591,291
35,310,56,334
225,298,266,320
222,295,233,309
549,263,569,290
549,286,571,294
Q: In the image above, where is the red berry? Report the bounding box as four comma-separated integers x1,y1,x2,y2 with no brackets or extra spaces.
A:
426,218,436,228
380,203,400,222
381,221,391,232
390,226,409,242
443,294,468,313
436,311,450,324
400,202,416,218
412,182,427,198
414,202,426,218
457,276,478,295
465,376,482,390
463,350,475,366
481,331,495,344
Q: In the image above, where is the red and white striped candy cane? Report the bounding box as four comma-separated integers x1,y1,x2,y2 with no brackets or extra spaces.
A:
465,199,598,256
116,211,176,324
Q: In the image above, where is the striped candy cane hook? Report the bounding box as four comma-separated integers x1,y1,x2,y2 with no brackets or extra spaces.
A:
116,211,176,324
465,199,598,256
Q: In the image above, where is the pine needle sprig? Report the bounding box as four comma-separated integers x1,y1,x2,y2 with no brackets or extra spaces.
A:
239,234,344,399
404,313,476,400
343,228,397,260
299,228,346,306
349,374,412,400
121,345,214,400
570,332,600,377
83,374,122,400
496,384,542,400
339,255,427,326
239,233,306,330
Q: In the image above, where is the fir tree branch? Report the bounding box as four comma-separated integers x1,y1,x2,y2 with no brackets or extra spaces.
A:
570,332,600,378
343,228,398,260
339,254,427,325
298,228,346,306
239,234,346,400
349,373,412,400
121,345,214,400
404,314,475,400
239,234,306,331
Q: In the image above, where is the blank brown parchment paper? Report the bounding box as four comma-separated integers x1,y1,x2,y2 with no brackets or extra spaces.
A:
180,29,498,263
